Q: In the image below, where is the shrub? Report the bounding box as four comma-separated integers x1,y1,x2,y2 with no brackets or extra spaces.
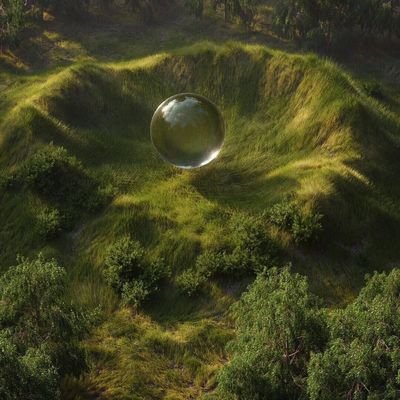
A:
230,212,277,257
267,199,323,244
228,211,278,273
266,199,298,230
178,212,278,297
291,211,323,244
195,250,227,278
121,281,150,308
195,248,269,279
21,146,103,209
308,269,400,400
176,269,207,297
35,207,63,239
217,266,327,400
0,254,93,398
103,237,146,292
103,236,169,307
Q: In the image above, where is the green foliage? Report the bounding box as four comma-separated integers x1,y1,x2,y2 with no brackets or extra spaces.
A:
291,212,323,245
267,199,323,244
308,269,400,400
0,0,26,47
272,0,400,48
121,280,150,308
16,145,109,229
35,207,63,239
21,146,103,210
1,37,400,399
0,333,59,400
218,267,400,399
103,236,169,307
176,269,207,297
0,254,93,399
218,266,327,399
177,212,278,296
103,236,146,291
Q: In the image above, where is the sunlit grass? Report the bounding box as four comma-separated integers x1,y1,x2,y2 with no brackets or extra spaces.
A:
1,41,400,399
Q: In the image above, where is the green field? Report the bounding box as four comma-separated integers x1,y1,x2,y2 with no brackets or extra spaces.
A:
1,9,400,399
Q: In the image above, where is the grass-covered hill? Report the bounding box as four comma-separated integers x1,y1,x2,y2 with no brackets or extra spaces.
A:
1,41,400,398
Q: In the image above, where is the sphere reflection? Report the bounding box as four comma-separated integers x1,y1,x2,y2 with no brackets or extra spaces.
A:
150,93,225,169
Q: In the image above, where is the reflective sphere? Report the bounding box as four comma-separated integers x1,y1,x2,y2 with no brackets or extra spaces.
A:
150,93,225,169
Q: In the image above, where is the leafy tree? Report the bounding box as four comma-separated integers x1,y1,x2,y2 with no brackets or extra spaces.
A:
0,254,92,399
272,0,400,47
218,266,327,399
308,269,400,400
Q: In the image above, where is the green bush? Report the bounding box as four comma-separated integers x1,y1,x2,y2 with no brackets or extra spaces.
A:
103,237,146,292
0,254,93,399
195,250,227,278
291,211,323,244
267,199,323,244
103,236,169,307
217,266,327,400
266,199,298,230
308,269,400,400
176,269,207,297
21,146,103,209
17,146,110,228
121,280,150,308
178,212,278,297
195,248,269,279
230,212,277,257
35,207,63,239
0,333,59,400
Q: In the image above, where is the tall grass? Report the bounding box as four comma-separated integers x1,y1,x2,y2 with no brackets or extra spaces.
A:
1,42,400,398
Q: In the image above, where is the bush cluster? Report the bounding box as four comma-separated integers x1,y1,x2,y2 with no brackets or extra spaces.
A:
267,199,323,244
35,207,63,239
217,267,400,400
14,145,110,234
103,236,169,308
20,146,105,209
177,212,278,296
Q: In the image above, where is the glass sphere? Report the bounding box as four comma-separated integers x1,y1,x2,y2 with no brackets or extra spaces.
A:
150,93,225,169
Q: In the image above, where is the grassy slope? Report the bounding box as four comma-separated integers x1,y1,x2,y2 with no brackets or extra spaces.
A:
1,12,400,399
